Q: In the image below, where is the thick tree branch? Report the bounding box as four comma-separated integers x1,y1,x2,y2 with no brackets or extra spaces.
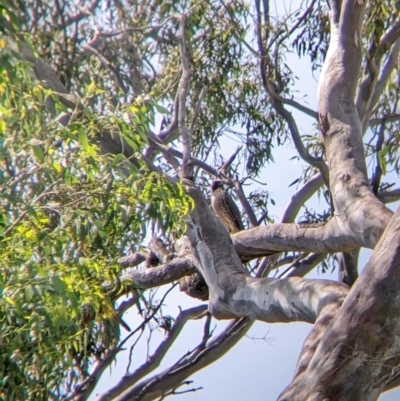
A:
378,188,400,204
96,305,208,401
232,218,362,260
280,206,400,400
114,317,253,401
272,101,329,183
281,173,324,223
369,112,400,126
338,249,359,287
118,252,147,269
318,0,392,246
121,256,195,289
177,14,192,179
184,181,348,324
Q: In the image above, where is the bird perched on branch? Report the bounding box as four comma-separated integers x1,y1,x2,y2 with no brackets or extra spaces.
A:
210,181,244,233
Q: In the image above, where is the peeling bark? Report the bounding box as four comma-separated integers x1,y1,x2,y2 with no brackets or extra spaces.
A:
184,182,348,324
121,256,195,289
279,207,400,400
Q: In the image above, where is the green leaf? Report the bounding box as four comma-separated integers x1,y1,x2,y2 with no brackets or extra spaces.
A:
0,193,20,203
25,205,38,219
78,127,89,150
378,146,391,175
154,103,169,114
112,153,126,167
51,276,66,293
25,284,35,301
124,136,139,151
32,145,44,163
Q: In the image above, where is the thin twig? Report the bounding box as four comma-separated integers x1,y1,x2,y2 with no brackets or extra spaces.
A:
233,179,258,227
190,86,207,132
82,43,127,94
4,179,62,236
220,146,242,176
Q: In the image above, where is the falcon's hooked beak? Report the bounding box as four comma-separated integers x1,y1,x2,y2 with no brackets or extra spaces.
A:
210,181,224,192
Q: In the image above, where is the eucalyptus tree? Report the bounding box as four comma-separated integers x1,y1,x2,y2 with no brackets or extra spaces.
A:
1,0,400,400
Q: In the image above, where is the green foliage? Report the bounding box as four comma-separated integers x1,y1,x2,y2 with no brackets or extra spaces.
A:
0,46,192,400
292,0,330,71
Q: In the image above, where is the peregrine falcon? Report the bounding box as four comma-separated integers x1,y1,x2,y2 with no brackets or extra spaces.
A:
210,181,244,233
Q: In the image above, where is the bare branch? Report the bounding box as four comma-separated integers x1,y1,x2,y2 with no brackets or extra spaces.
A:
71,287,178,401
254,1,328,181
338,249,359,287
219,146,242,176
97,305,208,401
190,86,207,132
117,295,139,315
118,252,147,269
177,14,192,179
369,37,400,119
378,188,400,204
273,94,318,121
233,179,258,228
370,121,385,195
356,19,400,131
278,97,318,120
329,0,341,25
121,256,195,289
54,0,101,29
281,174,324,223
184,181,348,324
146,131,219,176
273,96,329,183
82,44,128,94
281,253,326,278
369,113,400,126
256,210,269,226
318,0,393,244
65,286,181,401
232,219,359,260
158,92,180,144
280,206,400,400
114,317,253,401
68,345,119,401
